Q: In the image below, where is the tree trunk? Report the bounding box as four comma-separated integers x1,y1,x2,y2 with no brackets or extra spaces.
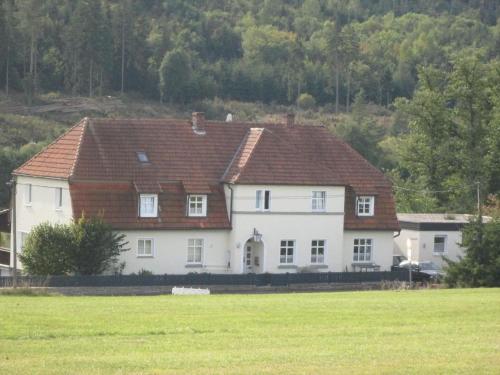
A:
99,69,103,97
89,59,93,97
346,67,351,112
5,43,9,96
335,64,340,114
72,52,77,95
121,11,125,95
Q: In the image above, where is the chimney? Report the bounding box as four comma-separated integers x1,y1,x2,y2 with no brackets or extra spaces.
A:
285,113,295,127
192,112,206,135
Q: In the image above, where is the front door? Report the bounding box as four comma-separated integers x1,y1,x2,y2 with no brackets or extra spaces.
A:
245,245,253,273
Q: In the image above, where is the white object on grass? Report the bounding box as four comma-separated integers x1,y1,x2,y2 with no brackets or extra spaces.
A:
172,287,210,295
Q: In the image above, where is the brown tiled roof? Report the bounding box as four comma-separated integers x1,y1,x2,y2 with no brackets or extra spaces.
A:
71,182,229,230
14,119,87,178
13,117,399,231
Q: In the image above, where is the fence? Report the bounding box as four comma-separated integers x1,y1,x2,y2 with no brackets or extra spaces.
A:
0,270,428,288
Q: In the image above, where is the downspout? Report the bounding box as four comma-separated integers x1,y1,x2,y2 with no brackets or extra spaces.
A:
227,184,234,226
393,229,401,238
8,177,17,287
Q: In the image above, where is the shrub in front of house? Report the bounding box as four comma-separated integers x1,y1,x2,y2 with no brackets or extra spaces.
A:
20,222,75,275
19,216,129,276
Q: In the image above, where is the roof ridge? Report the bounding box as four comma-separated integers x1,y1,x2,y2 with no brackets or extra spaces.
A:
221,128,265,183
13,118,88,178
69,118,89,179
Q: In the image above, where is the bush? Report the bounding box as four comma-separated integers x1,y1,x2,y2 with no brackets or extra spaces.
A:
20,223,75,275
71,216,129,275
297,93,316,110
19,216,129,276
444,216,500,287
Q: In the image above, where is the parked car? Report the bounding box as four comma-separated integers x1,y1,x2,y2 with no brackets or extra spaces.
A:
398,260,445,280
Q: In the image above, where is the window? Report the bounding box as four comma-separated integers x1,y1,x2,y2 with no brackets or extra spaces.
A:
433,235,447,254
187,239,203,264
137,238,154,257
139,194,158,217
136,151,149,163
357,196,374,216
188,195,207,216
353,238,372,262
256,190,270,211
280,240,295,264
24,184,32,206
19,232,29,253
311,240,325,263
312,191,326,211
55,187,63,210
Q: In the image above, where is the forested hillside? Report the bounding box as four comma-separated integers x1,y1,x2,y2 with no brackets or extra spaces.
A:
0,0,499,213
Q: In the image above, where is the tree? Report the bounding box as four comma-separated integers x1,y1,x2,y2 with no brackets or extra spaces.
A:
20,222,74,275
395,66,454,208
70,215,128,275
449,51,495,210
16,0,47,102
444,216,500,287
159,49,192,103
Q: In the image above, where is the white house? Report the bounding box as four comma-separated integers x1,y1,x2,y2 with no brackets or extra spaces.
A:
11,113,400,275
394,213,486,268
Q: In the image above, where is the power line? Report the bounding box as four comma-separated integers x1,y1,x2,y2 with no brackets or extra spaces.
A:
392,182,478,194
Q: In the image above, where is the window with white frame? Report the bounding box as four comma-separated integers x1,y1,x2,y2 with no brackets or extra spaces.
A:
311,240,325,263
188,195,207,216
24,184,32,206
312,191,326,211
55,187,63,210
139,194,158,217
433,235,447,254
256,190,271,211
17,231,29,253
280,240,295,264
137,238,154,257
353,238,372,262
187,239,203,264
357,196,374,216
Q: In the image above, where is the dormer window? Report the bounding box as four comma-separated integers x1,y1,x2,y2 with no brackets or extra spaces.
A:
136,151,149,163
188,195,207,217
139,194,158,217
357,196,374,216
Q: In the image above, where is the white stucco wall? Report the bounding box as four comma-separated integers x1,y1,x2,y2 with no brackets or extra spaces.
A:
394,228,464,268
12,175,72,268
10,177,396,275
343,230,394,271
227,184,346,273
119,230,230,275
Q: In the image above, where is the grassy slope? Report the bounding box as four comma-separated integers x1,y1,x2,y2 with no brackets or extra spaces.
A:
0,289,498,374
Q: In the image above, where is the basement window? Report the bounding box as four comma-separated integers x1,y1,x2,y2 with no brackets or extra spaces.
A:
136,151,149,163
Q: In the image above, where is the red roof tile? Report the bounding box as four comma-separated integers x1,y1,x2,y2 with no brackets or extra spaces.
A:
14,119,87,178
13,117,399,231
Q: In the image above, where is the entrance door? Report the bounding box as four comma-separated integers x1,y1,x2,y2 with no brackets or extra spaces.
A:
245,245,253,273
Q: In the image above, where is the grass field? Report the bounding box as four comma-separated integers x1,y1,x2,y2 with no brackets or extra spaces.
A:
0,289,499,374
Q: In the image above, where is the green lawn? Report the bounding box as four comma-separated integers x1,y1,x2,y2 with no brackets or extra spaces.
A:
0,289,499,374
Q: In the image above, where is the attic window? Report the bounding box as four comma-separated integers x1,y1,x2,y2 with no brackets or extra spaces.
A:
136,152,149,163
